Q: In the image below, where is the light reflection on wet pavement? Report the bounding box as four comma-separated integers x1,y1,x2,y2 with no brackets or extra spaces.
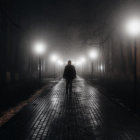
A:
0,77,140,140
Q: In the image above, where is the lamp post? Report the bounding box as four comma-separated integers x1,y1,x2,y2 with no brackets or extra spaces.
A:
125,18,140,110
34,42,46,80
89,50,98,79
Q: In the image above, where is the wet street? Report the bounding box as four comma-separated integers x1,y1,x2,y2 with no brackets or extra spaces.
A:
0,77,140,140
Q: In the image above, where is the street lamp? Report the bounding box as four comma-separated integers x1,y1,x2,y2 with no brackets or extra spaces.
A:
125,18,140,37
51,54,57,62
34,42,46,80
89,50,98,59
125,17,140,110
88,50,98,79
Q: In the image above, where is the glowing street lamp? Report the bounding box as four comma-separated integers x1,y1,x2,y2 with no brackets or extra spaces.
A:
125,17,140,110
51,54,57,62
99,65,103,71
34,42,46,55
80,57,86,75
50,54,58,78
125,18,140,37
34,42,46,80
89,50,98,60
88,50,98,79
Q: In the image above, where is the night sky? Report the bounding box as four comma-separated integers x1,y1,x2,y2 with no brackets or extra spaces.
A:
1,0,140,59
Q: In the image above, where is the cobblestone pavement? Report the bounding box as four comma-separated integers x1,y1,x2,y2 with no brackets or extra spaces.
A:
0,77,140,140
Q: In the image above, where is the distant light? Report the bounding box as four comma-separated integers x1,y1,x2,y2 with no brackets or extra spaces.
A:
64,61,67,65
50,54,58,62
80,57,86,63
99,65,103,71
76,61,81,66
34,42,46,55
125,18,140,36
89,50,98,59
57,60,64,66
72,61,76,65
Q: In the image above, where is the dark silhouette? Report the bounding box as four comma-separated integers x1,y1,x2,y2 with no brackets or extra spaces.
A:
63,60,76,94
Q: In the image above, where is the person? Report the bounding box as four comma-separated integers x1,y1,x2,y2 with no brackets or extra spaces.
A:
63,60,76,94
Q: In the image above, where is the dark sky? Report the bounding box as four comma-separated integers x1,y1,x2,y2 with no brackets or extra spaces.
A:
19,0,113,56
2,0,140,59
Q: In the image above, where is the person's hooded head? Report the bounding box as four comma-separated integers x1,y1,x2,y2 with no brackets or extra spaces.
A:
68,60,71,65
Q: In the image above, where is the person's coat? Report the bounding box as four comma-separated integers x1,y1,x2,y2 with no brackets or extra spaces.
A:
63,65,76,80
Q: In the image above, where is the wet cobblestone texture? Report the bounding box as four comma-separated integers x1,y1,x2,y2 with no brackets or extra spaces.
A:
0,77,140,140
